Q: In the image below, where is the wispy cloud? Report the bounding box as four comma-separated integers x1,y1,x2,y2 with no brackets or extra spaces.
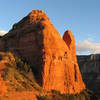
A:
76,39,100,55
0,30,7,36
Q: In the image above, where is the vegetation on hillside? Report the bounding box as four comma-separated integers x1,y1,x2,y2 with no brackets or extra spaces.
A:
0,52,40,93
38,89,97,100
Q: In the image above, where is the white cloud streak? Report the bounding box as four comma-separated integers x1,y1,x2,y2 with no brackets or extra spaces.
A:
0,30,7,36
76,39,100,55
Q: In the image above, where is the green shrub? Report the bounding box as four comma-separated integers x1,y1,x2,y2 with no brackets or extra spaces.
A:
79,93,86,100
37,95,51,100
15,56,30,73
51,90,61,95
14,70,23,81
16,87,24,92
38,89,96,100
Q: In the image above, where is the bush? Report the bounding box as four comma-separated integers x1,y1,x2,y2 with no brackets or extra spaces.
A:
15,56,30,73
51,90,61,95
38,89,97,100
16,87,24,92
37,95,51,100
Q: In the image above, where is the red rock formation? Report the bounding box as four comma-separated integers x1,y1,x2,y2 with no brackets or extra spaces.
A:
0,10,85,94
0,76,7,96
63,30,85,93
63,30,76,62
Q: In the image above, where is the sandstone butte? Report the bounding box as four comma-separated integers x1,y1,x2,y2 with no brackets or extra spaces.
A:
0,10,85,94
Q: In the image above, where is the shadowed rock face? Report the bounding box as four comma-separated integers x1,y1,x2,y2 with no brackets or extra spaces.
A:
77,54,100,98
0,10,85,94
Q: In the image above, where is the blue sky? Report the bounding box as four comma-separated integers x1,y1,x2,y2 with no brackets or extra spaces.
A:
0,0,100,54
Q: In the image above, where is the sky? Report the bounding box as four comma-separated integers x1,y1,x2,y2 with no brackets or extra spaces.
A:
0,0,100,55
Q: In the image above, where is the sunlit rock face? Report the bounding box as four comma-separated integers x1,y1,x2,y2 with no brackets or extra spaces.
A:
63,30,76,63
62,30,85,93
0,76,7,96
0,10,85,94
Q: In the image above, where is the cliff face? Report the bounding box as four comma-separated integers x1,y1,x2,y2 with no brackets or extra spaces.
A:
0,10,85,94
77,54,100,97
